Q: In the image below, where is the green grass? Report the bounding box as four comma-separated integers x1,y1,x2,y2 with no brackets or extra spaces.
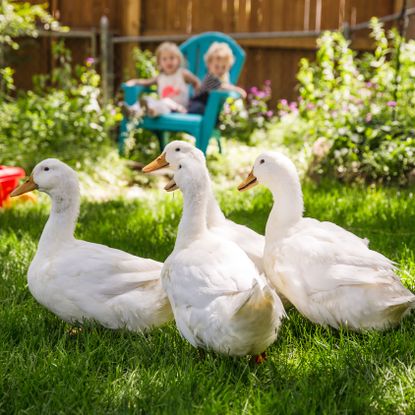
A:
1,181,415,414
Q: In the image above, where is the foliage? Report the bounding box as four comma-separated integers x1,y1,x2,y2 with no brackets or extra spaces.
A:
280,19,415,185
0,0,63,51
1,182,415,413
0,42,121,172
219,81,274,144
131,47,158,79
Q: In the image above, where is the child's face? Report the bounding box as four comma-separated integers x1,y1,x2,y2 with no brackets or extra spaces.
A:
207,56,230,79
159,51,181,74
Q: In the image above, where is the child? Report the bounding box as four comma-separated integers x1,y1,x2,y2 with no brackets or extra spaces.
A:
187,42,247,115
126,42,200,117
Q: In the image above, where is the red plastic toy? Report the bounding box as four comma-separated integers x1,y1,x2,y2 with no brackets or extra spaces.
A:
0,166,26,207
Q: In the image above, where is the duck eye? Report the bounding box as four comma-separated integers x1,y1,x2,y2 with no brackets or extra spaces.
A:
44,167,50,171
175,148,180,152
178,164,182,169
260,159,265,164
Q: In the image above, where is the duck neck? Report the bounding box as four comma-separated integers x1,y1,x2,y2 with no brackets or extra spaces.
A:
206,187,225,226
265,174,304,242
38,184,80,253
175,177,210,250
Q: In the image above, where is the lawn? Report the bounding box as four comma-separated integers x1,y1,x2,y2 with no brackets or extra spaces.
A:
1,181,415,414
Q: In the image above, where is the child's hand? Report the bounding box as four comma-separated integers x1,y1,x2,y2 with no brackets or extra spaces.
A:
235,87,247,99
194,78,201,92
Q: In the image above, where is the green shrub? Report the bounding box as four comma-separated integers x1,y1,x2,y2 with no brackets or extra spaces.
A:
131,47,158,79
280,18,415,185
0,42,121,172
219,81,274,144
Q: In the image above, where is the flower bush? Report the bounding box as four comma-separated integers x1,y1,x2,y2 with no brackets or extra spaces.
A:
219,81,274,144
0,42,121,172
279,18,415,185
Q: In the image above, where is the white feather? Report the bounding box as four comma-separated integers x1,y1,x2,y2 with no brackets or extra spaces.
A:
25,159,172,331
251,151,415,331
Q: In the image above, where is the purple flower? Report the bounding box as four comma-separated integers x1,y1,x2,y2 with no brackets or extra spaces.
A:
366,81,374,88
85,57,95,66
266,110,273,118
280,99,288,106
387,101,397,107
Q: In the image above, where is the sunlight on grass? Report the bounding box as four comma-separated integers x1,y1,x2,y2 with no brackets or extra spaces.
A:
1,181,415,414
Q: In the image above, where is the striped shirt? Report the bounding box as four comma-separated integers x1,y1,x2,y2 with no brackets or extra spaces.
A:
199,73,222,94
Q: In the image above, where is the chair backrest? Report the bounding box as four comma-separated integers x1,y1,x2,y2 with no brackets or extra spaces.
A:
180,32,245,85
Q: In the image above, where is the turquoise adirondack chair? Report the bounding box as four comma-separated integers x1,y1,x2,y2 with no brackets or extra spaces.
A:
118,32,246,154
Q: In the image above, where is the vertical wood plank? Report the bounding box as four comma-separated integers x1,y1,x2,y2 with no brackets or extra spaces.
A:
120,0,141,80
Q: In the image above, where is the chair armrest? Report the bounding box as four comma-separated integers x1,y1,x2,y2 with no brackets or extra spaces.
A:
121,83,153,105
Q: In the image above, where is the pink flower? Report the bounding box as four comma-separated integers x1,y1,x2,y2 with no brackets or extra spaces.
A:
264,79,271,86
266,110,273,118
250,86,258,94
85,57,95,66
306,103,315,110
365,113,372,122
280,99,288,106
387,100,397,107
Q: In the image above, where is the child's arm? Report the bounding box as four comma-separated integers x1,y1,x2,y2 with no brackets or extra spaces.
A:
183,69,201,92
125,77,158,87
220,82,247,99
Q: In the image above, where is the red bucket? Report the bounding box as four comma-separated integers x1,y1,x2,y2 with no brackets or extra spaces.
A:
0,166,26,207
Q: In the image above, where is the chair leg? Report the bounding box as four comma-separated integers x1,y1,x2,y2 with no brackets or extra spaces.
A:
155,131,169,151
213,130,222,154
196,131,210,155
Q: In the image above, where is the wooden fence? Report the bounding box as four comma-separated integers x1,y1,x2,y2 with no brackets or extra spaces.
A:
10,0,415,103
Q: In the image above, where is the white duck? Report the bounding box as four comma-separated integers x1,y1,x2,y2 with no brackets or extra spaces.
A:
238,151,415,331
158,156,285,358
143,140,265,273
11,158,172,331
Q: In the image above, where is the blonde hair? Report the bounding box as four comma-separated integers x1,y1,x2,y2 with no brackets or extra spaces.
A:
204,42,235,68
155,42,185,71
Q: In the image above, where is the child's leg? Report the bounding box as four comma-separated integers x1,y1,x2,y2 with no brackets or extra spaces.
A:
162,98,187,113
142,97,172,117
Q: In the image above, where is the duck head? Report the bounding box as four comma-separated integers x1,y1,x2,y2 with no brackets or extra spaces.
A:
142,140,205,173
11,158,79,198
238,151,298,192
164,156,209,194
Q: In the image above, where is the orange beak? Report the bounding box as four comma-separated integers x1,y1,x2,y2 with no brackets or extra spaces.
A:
164,179,178,192
10,175,38,197
142,153,169,173
237,169,258,192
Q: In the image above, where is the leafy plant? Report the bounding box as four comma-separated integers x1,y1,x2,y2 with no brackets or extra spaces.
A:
131,47,158,79
219,81,274,144
280,18,415,185
0,0,63,51
0,41,121,172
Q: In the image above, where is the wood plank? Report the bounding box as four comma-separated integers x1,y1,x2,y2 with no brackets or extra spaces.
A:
120,0,141,80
